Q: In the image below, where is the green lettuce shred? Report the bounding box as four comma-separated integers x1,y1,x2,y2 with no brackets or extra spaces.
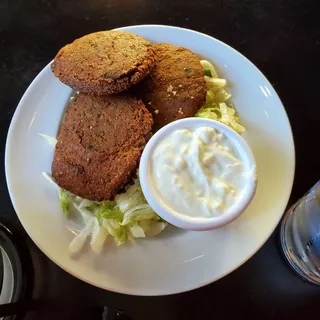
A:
196,60,245,134
44,174,167,252
59,189,70,217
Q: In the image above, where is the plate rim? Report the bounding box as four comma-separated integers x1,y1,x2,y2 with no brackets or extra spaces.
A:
5,24,295,296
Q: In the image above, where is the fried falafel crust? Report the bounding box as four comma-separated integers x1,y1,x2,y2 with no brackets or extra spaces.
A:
52,93,153,201
52,31,157,95
136,43,206,130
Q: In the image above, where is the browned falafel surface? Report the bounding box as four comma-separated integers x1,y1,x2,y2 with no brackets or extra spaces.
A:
136,43,207,130
51,31,157,95
52,93,153,201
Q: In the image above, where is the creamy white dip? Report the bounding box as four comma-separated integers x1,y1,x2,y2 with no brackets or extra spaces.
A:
150,126,251,218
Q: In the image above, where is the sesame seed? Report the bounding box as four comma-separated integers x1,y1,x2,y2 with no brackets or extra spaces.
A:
167,85,173,92
172,91,177,95
148,101,152,105
191,96,194,99
179,85,182,88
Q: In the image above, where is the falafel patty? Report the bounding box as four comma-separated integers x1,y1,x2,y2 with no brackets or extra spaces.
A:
52,93,153,201
52,31,157,95
136,43,207,130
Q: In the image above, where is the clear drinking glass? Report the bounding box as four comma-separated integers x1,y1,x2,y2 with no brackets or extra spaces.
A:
280,180,320,285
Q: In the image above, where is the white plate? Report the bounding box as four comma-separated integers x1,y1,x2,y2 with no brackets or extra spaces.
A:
5,25,295,296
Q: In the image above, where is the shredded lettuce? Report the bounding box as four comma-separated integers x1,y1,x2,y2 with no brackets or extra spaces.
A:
43,173,167,253
78,198,94,209
200,60,219,78
90,218,108,253
139,220,167,236
121,205,159,226
197,60,245,134
69,218,94,254
129,224,146,238
73,205,93,224
59,189,70,217
42,172,59,191
89,201,124,222
102,219,128,246
39,133,57,146
204,69,212,77
114,179,147,212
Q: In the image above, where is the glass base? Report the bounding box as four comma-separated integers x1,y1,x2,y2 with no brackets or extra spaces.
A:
280,205,320,286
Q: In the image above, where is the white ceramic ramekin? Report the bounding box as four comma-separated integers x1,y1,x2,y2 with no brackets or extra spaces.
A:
139,118,257,231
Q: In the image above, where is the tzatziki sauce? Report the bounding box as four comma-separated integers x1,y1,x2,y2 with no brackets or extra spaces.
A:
150,126,252,218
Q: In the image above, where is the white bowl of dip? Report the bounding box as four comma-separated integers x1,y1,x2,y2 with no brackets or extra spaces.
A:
139,118,257,231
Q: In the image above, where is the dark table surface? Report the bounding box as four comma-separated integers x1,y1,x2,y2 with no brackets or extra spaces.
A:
1,0,320,319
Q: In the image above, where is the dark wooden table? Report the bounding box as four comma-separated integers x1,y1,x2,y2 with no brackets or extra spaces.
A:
1,0,320,319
